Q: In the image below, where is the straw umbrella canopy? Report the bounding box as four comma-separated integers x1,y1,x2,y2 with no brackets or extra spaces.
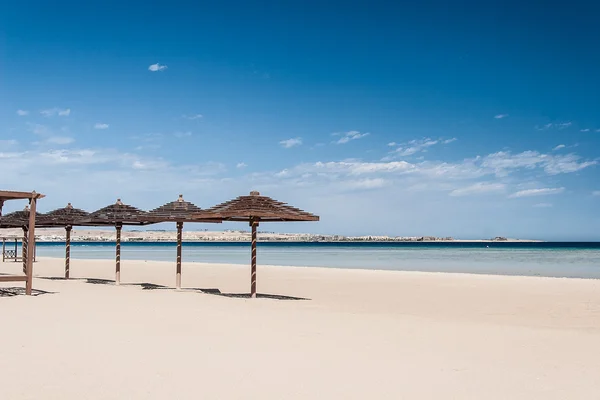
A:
194,191,319,298
37,203,90,278
82,199,152,285
146,194,221,289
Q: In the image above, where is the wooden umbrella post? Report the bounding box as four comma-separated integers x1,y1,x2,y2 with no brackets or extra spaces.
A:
65,225,72,278
14,238,17,262
176,221,183,290
25,195,38,295
22,226,28,274
250,217,259,298
115,222,122,285
2,238,5,262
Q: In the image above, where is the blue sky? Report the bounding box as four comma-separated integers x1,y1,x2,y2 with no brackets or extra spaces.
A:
1,1,599,240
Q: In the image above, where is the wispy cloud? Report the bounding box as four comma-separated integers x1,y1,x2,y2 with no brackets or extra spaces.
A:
236,162,248,169
28,123,51,135
148,63,167,72
558,122,572,129
46,136,75,145
333,131,370,144
508,187,565,198
553,144,565,151
596,129,600,133
533,203,553,208
535,123,554,130
94,123,109,130
443,138,457,144
41,108,70,117
580,129,590,132
16,110,29,116
494,114,509,119
0,139,18,147
280,137,302,148
389,138,439,157
183,114,203,120
173,131,192,138
449,182,506,197
481,151,596,176
593,191,600,196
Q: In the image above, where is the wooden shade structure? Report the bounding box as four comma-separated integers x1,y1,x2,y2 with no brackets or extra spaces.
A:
37,203,89,279
147,194,221,289
1,206,43,271
0,190,44,295
194,191,319,298
82,199,151,285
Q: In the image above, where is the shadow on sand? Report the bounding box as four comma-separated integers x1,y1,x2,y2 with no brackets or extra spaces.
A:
0,287,55,297
37,276,310,300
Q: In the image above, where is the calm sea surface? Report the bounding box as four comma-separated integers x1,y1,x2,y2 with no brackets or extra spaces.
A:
26,241,600,279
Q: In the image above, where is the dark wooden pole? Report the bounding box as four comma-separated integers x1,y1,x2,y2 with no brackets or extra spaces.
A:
2,238,5,262
22,226,28,274
14,238,17,262
25,195,37,295
250,218,258,298
115,223,122,285
65,225,72,278
176,221,183,290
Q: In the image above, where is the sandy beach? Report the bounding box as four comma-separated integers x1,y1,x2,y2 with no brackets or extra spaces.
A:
2,257,600,399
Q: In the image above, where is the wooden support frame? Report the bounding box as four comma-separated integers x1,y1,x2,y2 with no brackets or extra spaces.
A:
0,190,43,295
65,225,72,278
115,222,122,285
250,218,258,298
176,221,183,290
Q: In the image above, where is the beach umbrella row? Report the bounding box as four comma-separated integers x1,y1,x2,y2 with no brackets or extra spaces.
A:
1,191,319,297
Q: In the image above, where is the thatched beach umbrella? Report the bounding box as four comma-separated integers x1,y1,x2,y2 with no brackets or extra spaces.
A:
147,194,221,289
38,203,90,278
83,199,151,285
1,206,43,272
194,191,319,298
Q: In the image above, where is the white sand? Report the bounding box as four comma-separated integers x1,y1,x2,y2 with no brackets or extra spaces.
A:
1,257,600,399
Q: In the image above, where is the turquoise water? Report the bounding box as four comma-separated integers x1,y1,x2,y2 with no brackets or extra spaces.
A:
28,242,600,279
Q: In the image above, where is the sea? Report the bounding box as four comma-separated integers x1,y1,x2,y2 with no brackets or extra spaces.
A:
22,241,600,279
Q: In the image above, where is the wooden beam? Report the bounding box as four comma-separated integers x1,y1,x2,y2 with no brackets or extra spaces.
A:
2,238,5,262
65,226,72,278
0,275,28,282
115,223,122,285
176,221,183,290
250,218,258,298
25,195,37,295
22,226,27,274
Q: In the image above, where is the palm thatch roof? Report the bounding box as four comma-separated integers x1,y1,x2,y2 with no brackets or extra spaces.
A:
146,194,219,223
38,203,90,227
196,191,319,222
0,206,43,228
83,199,151,226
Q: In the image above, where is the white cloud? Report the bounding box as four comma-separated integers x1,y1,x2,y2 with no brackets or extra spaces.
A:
0,139,18,147
46,137,75,145
593,191,600,196
533,203,553,208
481,150,596,176
580,129,590,132
387,142,397,147
280,137,302,148
236,162,248,169
334,131,370,144
184,114,203,120
558,122,572,129
16,110,29,116
443,138,457,144
148,63,167,72
94,123,109,130
41,108,70,117
494,114,509,119
553,144,565,151
508,187,565,198
535,123,554,130
449,182,506,197
391,138,439,157
343,178,387,190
